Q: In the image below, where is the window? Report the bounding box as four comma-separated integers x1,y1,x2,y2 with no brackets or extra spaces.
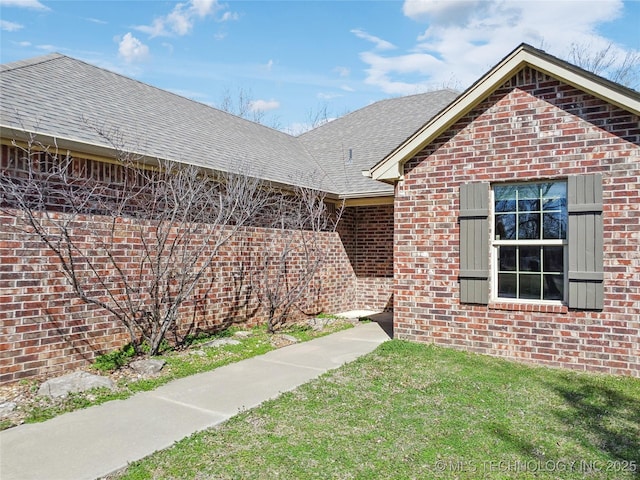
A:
459,175,603,309
493,182,567,302
0,145,29,172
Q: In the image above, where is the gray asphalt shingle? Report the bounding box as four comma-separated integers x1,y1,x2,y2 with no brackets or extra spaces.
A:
1,53,458,197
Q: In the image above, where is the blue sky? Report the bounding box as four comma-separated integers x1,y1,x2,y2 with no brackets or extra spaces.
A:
1,0,639,134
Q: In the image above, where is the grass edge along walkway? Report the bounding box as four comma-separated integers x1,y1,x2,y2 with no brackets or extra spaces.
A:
0,321,391,480
2,320,358,429
112,340,640,480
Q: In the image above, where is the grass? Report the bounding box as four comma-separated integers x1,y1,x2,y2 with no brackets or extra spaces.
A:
112,340,640,480
12,321,354,427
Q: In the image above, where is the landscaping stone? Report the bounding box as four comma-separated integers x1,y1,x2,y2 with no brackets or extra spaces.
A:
307,317,338,331
38,371,115,398
129,359,166,376
270,334,299,348
0,401,17,416
233,331,252,338
201,338,241,348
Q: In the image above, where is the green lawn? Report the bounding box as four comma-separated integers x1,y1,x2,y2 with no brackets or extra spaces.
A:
111,340,640,479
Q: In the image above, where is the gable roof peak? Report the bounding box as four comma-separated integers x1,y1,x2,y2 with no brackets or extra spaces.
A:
367,42,640,183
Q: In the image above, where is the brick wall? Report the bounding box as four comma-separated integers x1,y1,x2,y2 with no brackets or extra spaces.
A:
395,66,640,376
340,204,394,311
0,210,357,383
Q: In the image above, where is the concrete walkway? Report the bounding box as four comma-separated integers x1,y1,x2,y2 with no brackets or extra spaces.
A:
0,318,391,480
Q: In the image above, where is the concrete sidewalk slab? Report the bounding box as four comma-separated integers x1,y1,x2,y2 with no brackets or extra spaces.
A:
0,322,390,480
149,356,326,416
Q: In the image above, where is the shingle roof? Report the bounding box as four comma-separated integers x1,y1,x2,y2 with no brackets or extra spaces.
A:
1,53,458,197
298,90,459,196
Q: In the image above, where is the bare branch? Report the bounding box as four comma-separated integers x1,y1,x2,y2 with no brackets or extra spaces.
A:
1,127,270,355
568,41,640,89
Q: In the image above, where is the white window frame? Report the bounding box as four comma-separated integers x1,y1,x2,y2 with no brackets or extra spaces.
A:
490,181,568,305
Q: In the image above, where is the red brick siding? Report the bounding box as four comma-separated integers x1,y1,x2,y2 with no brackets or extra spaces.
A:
395,66,640,376
339,205,394,311
0,210,357,383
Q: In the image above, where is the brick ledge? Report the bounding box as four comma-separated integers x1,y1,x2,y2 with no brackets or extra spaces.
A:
488,301,569,314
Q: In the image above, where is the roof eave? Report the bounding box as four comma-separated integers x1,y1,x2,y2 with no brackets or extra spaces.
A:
1,125,128,163
367,43,640,183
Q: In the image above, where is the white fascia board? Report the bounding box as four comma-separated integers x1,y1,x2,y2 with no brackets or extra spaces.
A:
1,125,124,161
369,52,525,182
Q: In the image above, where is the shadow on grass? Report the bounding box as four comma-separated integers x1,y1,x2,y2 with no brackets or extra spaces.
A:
547,374,640,465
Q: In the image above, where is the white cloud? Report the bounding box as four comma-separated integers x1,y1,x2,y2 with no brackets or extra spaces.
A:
167,4,193,35
1,19,23,31
249,99,280,112
334,66,351,77
266,59,274,70
191,0,217,17
118,32,149,63
134,0,224,37
403,0,484,24
317,92,343,100
219,11,239,22
360,50,443,94
16,40,31,46
36,44,57,52
86,17,107,25
351,28,396,50
0,0,49,10
340,85,355,92
358,0,632,94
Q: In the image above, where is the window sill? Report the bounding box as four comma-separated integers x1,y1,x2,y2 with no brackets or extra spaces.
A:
488,301,568,314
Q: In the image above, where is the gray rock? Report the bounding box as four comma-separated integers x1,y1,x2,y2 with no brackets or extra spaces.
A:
38,371,115,398
307,317,337,331
233,331,252,338
129,359,166,375
0,401,17,416
201,338,241,348
270,334,299,348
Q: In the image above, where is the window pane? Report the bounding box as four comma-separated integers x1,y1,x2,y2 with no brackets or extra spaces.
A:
542,182,567,201
519,246,541,272
495,214,516,239
518,198,540,211
495,187,517,212
518,213,541,239
520,274,541,299
517,184,539,200
498,273,517,298
543,246,564,273
542,196,566,211
543,212,566,239
543,274,564,300
499,246,517,271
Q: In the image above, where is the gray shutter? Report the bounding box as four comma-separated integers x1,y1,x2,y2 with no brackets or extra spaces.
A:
459,182,489,304
568,174,604,309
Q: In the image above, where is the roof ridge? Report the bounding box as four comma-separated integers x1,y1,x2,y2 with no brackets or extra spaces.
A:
298,89,460,139
1,52,299,139
0,52,64,72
